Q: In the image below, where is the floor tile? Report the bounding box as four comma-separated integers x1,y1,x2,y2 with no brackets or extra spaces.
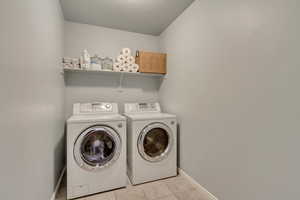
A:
140,181,172,200
157,195,178,200
173,190,210,200
114,187,147,200
79,191,115,200
55,175,207,200
56,186,66,199
56,196,66,200
164,176,196,194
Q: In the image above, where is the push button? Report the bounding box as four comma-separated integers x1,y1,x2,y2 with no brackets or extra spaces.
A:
105,104,112,109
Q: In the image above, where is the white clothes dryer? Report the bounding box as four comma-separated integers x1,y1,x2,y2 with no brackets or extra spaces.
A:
124,102,177,185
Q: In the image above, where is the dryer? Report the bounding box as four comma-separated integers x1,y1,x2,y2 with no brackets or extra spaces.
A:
66,102,126,199
124,102,177,185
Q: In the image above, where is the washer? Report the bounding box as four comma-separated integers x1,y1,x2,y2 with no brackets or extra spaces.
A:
67,102,126,199
124,102,177,185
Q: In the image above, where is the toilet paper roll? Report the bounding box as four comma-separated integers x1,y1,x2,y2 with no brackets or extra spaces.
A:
126,63,133,72
127,56,135,64
117,55,126,64
123,56,134,65
128,64,139,73
113,62,120,68
113,66,121,72
119,63,127,72
113,62,122,72
119,65,126,72
121,48,131,56
123,59,129,65
132,64,139,73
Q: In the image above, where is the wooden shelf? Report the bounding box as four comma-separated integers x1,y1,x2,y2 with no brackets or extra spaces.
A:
63,68,164,77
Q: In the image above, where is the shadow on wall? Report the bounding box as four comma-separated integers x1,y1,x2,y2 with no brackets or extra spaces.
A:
64,72,119,88
177,123,181,168
64,72,162,91
64,72,163,117
53,130,66,191
122,75,163,92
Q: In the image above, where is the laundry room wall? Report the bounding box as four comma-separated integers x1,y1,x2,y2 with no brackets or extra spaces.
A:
0,0,65,200
64,21,161,117
159,0,300,200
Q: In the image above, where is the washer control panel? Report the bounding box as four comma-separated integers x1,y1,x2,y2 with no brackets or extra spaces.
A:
73,102,118,115
125,102,161,113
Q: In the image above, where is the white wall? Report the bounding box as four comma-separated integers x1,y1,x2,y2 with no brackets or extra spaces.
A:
0,0,65,200
159,0,300,199
64,21,161,117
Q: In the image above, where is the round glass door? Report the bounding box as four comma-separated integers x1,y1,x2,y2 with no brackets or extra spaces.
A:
138,123,173,162
81,130,115,166
74,126,121,171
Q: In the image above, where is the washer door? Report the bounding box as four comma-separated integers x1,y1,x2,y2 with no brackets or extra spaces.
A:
138,123,173,162
74,126,121,171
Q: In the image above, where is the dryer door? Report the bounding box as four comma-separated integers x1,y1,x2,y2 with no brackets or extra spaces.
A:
138,123,173,162
74,125,121,171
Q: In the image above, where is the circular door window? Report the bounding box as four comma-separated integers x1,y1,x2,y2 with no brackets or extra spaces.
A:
138,123,173,162
74,126,121,171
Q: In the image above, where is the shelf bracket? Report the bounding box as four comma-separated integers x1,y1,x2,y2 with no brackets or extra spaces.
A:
117,72,124,92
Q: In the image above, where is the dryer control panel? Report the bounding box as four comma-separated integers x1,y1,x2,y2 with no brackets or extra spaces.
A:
73,102,118,115
124,102,161,113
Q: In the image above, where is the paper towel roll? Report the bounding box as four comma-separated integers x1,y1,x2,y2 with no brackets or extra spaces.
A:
73,64,80,69
63,63,73,69
71,58,80,65
121,48,131,56
63,57,72,64
91,63,102,71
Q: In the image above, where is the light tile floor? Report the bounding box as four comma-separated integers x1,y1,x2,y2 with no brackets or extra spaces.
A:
56,174,209,200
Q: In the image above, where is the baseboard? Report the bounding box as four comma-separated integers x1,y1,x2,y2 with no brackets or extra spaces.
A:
50,166,66,200
178,168,218,200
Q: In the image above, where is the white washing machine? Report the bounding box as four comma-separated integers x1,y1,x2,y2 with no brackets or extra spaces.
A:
66,102,127,199
124,102,177,185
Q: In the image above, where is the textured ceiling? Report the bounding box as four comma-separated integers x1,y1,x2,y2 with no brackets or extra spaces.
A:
60,0,195,35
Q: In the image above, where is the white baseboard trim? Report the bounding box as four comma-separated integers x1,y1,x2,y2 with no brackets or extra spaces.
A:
50,166,66,200
178,168,218,200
